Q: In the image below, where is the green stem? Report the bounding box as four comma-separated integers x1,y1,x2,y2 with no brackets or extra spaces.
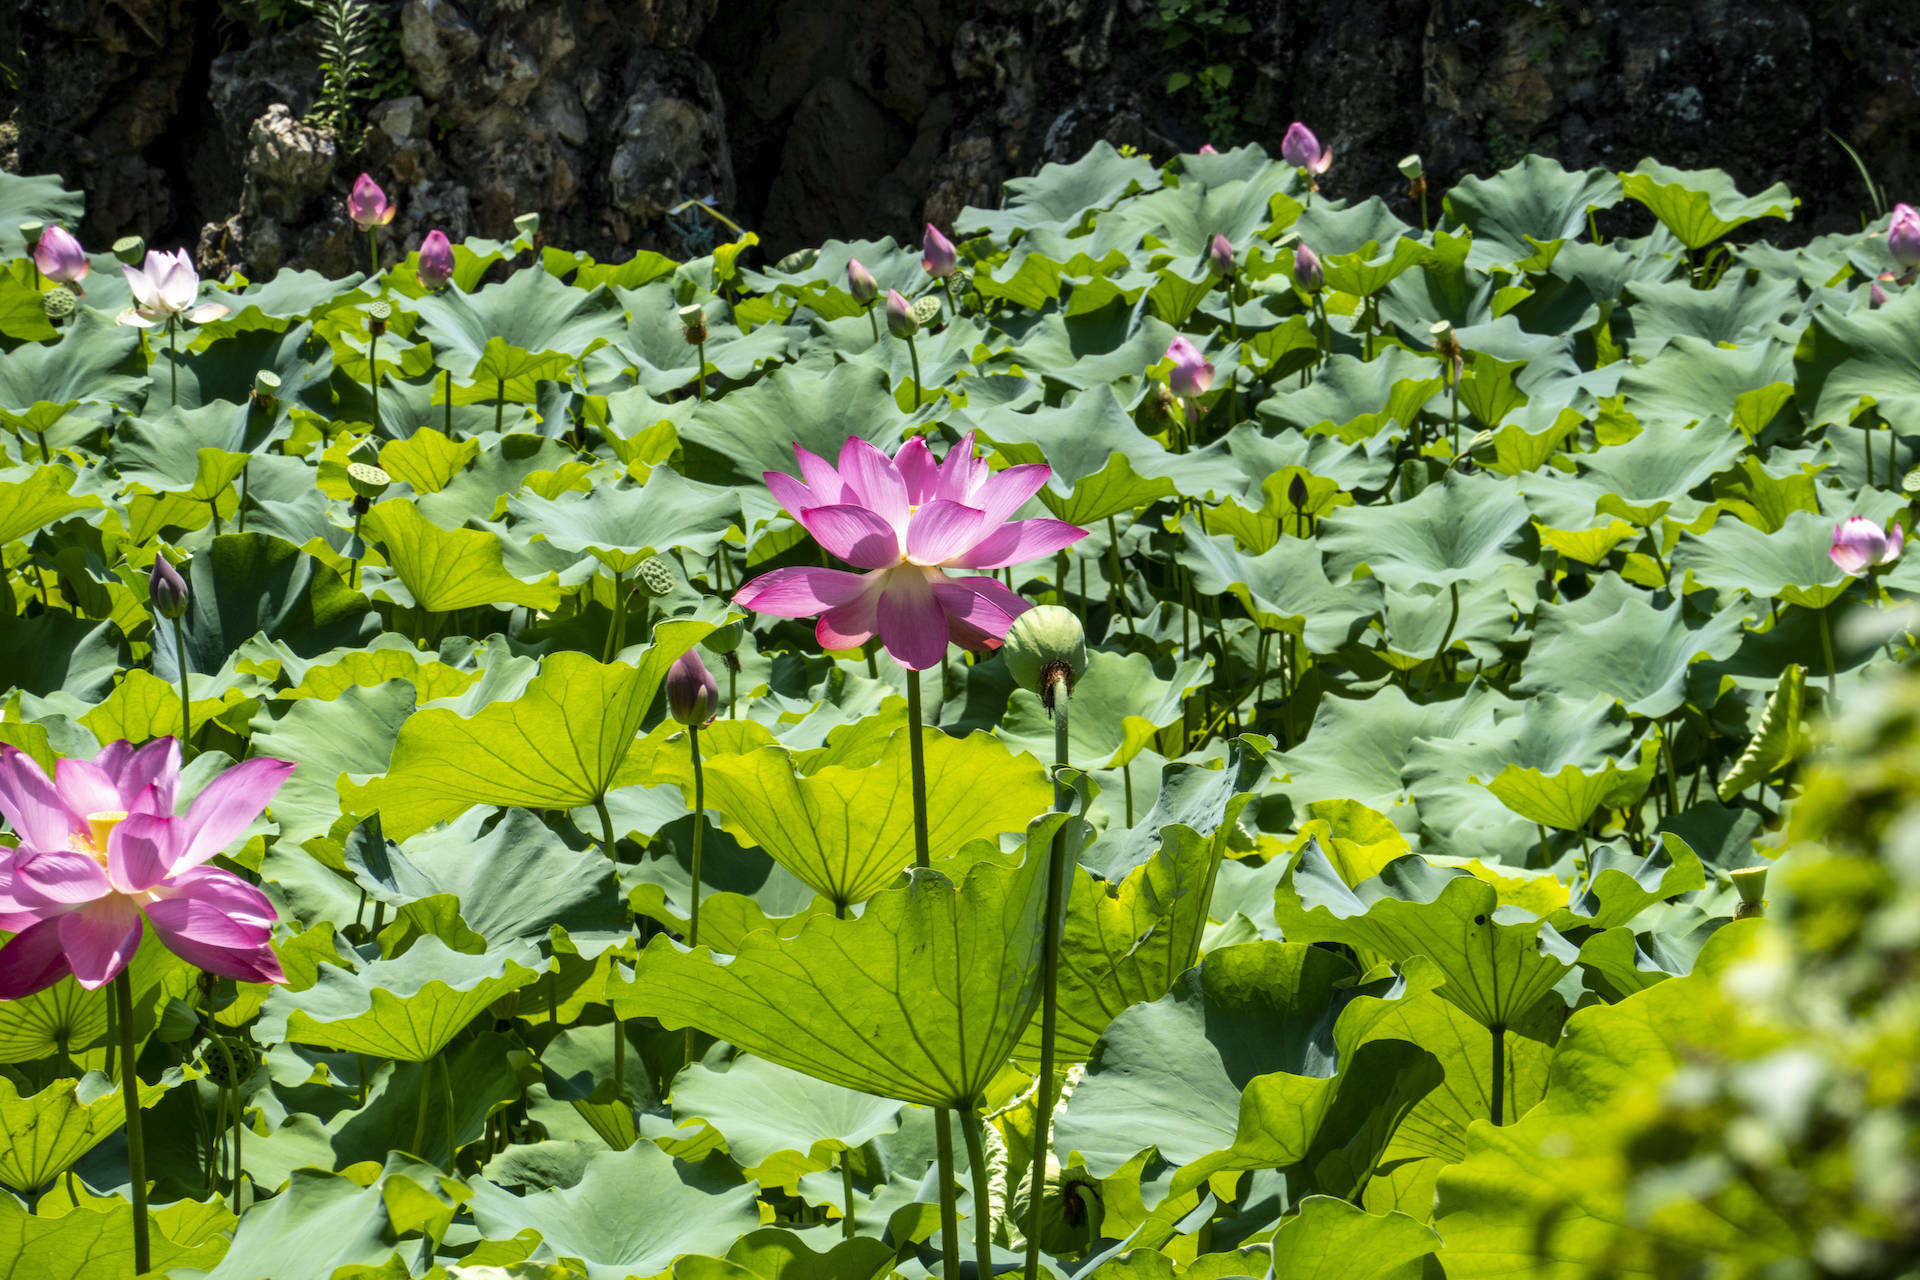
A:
350,509,364,591
935,1108,963,1280
1661,714,1681,816
602,569,623,662
495,377,506,434
942,275,958,318
1106,516,1136,639
595,795,618,861
1819,605,1838,706
412,1058,431,1156
169,614,193,754
202,1034,243,1209
210,497,223,537
37,432,51,464
905,668,931,869
1025,672,1073,1280
168,317,178,408
905,332,923,409
444,369,453,437
1226,289,1240,426
695,339,708,401
368,227,379,280
841,1154,858,1239
1489,1023,1506,1126
1123,762,1134,827
866,304,880,344
368,329,380,427
959,1106,995,1279
689,724,705,948
441,1054,456,1163
113,971,150,1274
1863,418,1875,489
1422,581,1460,693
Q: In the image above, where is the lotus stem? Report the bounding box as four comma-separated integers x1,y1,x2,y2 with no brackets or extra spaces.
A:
959,1106,995,1279
905,661,955,1273
1864,418,1875,488
368,327,381,427
688,723,705,949
866,304,879,344
167,317,178,407
1106,516,1136,639
1819,605,1838,706
595,794,618,861
935,1109,963,1279
169,614,193,754
349,509,364,590
603,569,623,662
441,1054,456,1164
1226,290,1240,425
905,668,930,870
1025,668,1074,1280
113,971,150,1274
1489,1022,1506,1125
237,462,250,533
1123,762,1133,826
368,227,379,279
495,377,506,434
443,369,453,437
942,275,958,319
841,1155,858,1239
905,332,923,409
695,339,708,402
412,1058,431,1156
1422,582,1460,693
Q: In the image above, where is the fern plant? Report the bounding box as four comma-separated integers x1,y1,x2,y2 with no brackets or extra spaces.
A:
307,0,375,144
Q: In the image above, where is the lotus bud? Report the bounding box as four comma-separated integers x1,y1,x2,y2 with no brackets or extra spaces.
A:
886,288,918,339
1890,203,1920,268
911,294,942,329
637,554,676,597
1294,242,1323,292
514,212,541,240
679,302,709,346
1288,472,1309,510
32,225,89,287
666,648,720,726
1829,515,1904,575
1002,605,1086,711
347,173,396,229
252,370,281,407
1208,232,1235,278
1281,122,1333,175
42,286,76,321
1166,336,1214,398
1198,143,1218,155
1729,866,1768,921
1398,154,1425,180
416,229,454,290
1009,1158,1103,1256
366,298,391,338
847,258,879,304
149,556,189,620
347,462,391,501
701,620,744,655
18,221,42,250
1871,281,1889,309
921,223,958,278
113,235,146,266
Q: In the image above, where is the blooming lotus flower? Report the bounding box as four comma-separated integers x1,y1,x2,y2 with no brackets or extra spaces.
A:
416,229,454,290
348,173,396,229
1208,233,1235,277
1890,203,1920,268
847,258,879,304
0,740,294,996
1281,122,1333,175
1166,336,1215,397
1829,516,1904,575
734,434,1087,669
667,649,719,726
922,223,957,278
32,225,88,290
1294,243,1323,292
115,249,230,328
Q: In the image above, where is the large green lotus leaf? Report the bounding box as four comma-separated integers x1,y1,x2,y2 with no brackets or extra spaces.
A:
0,263,56,342
1320,236,1431,299
1795,283,1920,429
261,934,539,1060
1373,576,1528,672
1272,684,1504,818
1320,470,1531,593
1619,271,1801,358
1671,507,1848,611
675,361,901,487
670,1054,903,1179
1443,155,1622,271
509,465,739,574
988,296,1178,393
342,633,708,840
0,924,192,1071
0,465,99,544
0,1071,170,1195
1514,576,1745,719
661,725,1050,908
1180,530,1381,651
359,499,562,613
202,1156,463,1280
614,818,1059,1107
613,285,792,394
1618,160,1796,250
1293,197,1416,259
105,401,250,500
0,1192,230,1278
1225,419,1395,496
846,309,1005,409
469,1144,761,1280
1274,845,1578,1029
1616,335,1795,441
1548,836,1705,932
957,141,1162,241
1119,172,1295,263
410,265,624,386
739,235,922,318
195,268,364,338
0,172,84,256
412,433,581,529
0,310,144,434
0,613,119,702
1256,346,1442,444
998,648,1210,771
1484,737,1659,835
169,321,336,418
1716,663,1807,802
1561,414,1750,528
1263,1196,1440,1280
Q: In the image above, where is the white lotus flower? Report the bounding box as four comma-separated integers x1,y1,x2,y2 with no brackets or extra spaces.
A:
116,249,230,329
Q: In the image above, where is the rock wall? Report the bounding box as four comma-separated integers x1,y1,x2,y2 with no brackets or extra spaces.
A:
3,0,1915,276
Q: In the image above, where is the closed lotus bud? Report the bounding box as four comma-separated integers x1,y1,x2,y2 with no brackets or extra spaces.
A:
149,556,189,620
666,648,719,726
347,462,391,501
416,229,454,290
1002,605,1086,711
1871,281,1889,309
514,211,541,240
847,258,879,304
679,303,709,345
1198,143,1218,155
1729,866,1768,921
1398,154,1425,180
912,294,942,329
113,235,146,266
1890,203,1920,268
1009,1159,1103,1256
42,286,76,320
1294,243,1323,292
1166,335,1214,398
32,225,89,287
1829,515,1904,575
921,223,958,278
347,173,395,229
886,288,918,339
637,554,676,597
1281,122,1333,175
1208,232,1235,278
1287,472,1309,510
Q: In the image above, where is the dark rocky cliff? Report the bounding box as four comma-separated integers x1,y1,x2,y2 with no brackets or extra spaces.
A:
3,0,1916,275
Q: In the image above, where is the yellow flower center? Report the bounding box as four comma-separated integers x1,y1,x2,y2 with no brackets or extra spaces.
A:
71,810,128,864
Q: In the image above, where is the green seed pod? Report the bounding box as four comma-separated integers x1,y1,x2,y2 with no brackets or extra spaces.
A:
1009,1159,1102,1257
42,286,76,319
113,235,146,266
252,369,281,408
514,211,541,239
678,302,709,346
1902,464,1920,497
1730,865,1768,920
1398,153,1425,180
1002,605,1087,709
347,462,391,500
637,554,676,597
950,267,973,296
701,619,744,655
18,221,42,249
199,1037,260,1088
911,294,943,329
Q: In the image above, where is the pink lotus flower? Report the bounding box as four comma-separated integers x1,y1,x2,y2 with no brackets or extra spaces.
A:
1281,122,1333,175
1166,336,1215,397
115,249,230,329
847,258,879,304
922,224,958,278
1294,243,1324,292
1198,144,1219,155
0,739,294,997
416,229,454,290
32,225,89,290
734,435,1087,670
1890,203,1920,268
1829,516,1904,575
667,649,718,726
348,173,396,229
1208,233,1235,277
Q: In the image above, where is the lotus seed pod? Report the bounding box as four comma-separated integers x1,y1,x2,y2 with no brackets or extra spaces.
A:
1002,605,1086,709
1008,1159,1102,1256
701,620,744,655
366,297,391,336
149,556,189,620
1730,865,1768,920
346,462,391,500
1903,464,1920,496
637,554,676,597
514,211,541,239
17,221,42,249
199,1037,260,1088
42,286,76,320
1398,153,1425,180
950,267,972,296
113,235,147,266
666,648,720,726
886,289,918,339
252,369,281,403
679,302,709,345
912,294,942,329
